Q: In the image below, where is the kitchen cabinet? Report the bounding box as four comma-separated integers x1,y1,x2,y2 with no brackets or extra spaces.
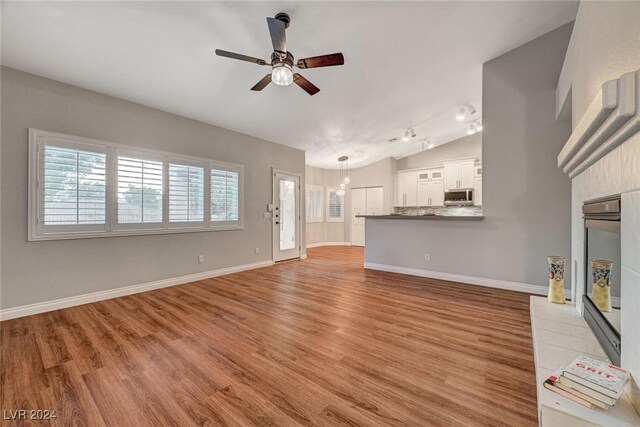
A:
443,159,475,190
474,177,482,206
394,171,417,206
417,180,444,206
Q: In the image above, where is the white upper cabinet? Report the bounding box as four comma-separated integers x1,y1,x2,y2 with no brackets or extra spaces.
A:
443,158,477,190
444,163,460,190
395,168,444,207
431,180,444,206
394,171,417,206
417,180,445,207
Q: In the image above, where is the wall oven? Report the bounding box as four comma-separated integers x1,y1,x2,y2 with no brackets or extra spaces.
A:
583,196,621,365
444,188,474,206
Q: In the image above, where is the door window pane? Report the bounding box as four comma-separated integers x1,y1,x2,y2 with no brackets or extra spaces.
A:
279,179,297,251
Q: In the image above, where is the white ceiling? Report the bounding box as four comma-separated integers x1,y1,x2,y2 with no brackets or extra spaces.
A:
1,1,578,169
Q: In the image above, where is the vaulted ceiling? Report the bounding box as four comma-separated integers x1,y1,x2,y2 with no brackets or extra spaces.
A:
1,1,578,168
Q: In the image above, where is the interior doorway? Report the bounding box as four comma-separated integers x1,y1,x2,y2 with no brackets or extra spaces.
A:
273,171,301,262
351,186,383,247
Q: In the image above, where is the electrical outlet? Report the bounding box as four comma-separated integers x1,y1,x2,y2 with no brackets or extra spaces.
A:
198,255,204,263
424,253,430,262
255,248,260,254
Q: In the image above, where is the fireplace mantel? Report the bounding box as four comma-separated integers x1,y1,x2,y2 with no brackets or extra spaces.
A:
558,69,640,178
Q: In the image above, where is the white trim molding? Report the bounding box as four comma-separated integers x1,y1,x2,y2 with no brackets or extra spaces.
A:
0,260,273,321
306,242,352,248
558,69,640,178
364,262,573,299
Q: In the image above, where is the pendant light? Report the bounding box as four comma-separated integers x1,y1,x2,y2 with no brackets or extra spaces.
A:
337,156,349,196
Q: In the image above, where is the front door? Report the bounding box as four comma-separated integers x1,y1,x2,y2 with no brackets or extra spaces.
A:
273,172,300,262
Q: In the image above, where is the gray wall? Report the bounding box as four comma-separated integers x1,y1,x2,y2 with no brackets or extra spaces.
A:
396,133,482,170
1,67,305,309
365,23,573,289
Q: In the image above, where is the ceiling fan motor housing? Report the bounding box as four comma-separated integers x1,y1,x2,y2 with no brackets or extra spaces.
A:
271,51,294,67
274,12,291,28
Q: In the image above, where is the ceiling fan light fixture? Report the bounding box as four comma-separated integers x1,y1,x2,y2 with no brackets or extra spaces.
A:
475,121,483,132
271,63,293,86
456,107,466,121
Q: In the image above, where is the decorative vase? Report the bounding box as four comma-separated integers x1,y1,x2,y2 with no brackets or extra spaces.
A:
547,256,566,304
591,259,613,312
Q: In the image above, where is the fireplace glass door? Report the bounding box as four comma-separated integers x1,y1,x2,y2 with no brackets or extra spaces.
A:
583,196,621,365
586,224,621,333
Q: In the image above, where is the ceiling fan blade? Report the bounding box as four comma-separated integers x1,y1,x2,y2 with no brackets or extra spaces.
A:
251,74,272,91
296,53,344,69
266,17,287,55
293,73,320,96
215,49,268,66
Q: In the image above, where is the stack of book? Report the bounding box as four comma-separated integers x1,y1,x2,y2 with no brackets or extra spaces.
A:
544,355,630,410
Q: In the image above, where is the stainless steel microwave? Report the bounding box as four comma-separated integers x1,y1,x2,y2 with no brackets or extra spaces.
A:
444,188,474,206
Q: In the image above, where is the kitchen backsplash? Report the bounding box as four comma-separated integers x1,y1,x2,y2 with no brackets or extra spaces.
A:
393,206,483,216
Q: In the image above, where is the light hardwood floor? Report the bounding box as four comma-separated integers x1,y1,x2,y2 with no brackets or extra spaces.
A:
1,246,538,426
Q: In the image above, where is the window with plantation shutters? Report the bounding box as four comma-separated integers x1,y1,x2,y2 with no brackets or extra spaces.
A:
169,163,205,223
326,187,344,222
29,129,244,240
305,185,323,223
117,153,163,226
41,144,107,228
211,169,239,222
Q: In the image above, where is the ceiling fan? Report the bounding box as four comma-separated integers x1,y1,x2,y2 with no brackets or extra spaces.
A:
215,12,344,96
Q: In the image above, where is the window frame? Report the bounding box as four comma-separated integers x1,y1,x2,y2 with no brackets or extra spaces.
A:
29,129,244,241
305,184,324,223
326,187,344,223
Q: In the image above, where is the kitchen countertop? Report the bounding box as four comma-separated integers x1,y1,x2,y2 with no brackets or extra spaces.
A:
356,214,484,220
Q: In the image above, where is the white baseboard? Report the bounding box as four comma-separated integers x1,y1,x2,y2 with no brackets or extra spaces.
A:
364,262,573,298
306,241,351,248
0,260,274,321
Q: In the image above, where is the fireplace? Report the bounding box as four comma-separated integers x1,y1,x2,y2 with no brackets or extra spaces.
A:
583,195,621,365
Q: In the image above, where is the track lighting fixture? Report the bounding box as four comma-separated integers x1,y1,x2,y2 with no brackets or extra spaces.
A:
467,120,483,135
456,104,477,121
402,127,416,142
421,139,434,151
